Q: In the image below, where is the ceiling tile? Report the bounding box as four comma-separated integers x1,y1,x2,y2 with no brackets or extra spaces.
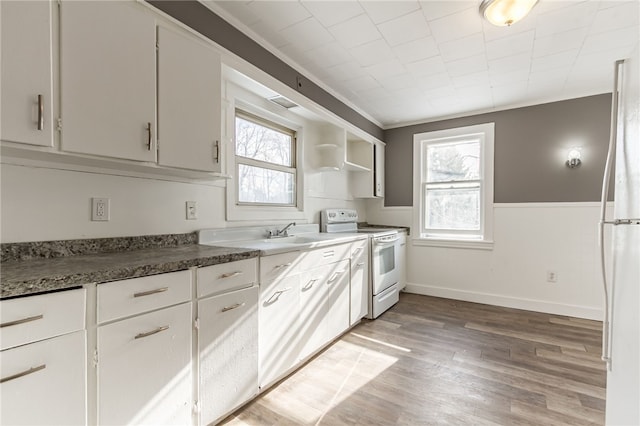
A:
377,10,431,46
349,39,396,67
279,18,334,51
485,30,535,61
248,1,311,31
535,1,598,38
379,73,419,91
590,0,640,34
215,1,261,26
439,33,485,62
249,21,293,48
420,1,475,21
325,60,367,82
328,14,381,49
341,74,381,93
428,7,483,43
360,1,421,24
488,52,531,74
304,42,353,69
406,56,447,77
581,26,640,55
445,54,488,77
481,13,539,42
416,72,452,91
364,60,406,81
301,1,365,28
533,27,589,58
451,70,490,89
530,49,579,74
490,68,529,86
392,36,439,63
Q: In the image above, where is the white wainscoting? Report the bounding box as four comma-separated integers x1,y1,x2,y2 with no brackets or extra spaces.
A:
366,200,611,320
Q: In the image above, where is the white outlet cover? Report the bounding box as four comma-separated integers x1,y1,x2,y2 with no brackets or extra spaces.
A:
92,198,110,221
186,201,197,220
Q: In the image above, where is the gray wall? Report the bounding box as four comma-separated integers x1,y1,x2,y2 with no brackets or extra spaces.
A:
147,0,384,141
384,94,614,206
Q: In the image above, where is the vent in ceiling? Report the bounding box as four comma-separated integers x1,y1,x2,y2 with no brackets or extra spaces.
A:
268,95,298,109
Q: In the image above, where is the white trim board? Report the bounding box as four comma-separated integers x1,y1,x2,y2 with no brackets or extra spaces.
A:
404,282,602,321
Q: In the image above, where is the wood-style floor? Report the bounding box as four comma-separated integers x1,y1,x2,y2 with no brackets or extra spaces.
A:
222,293,606,426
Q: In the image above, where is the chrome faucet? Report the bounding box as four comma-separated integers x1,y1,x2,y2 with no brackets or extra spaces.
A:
270,222,296,238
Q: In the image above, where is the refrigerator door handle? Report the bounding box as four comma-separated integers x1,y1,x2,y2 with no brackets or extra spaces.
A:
599,59,625,371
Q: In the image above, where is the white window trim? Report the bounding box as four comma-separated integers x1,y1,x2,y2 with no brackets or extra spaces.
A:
412,123,494,250
224,83,305,222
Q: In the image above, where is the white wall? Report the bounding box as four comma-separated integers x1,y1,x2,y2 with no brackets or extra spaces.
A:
0,163,366,243
366,200,609,320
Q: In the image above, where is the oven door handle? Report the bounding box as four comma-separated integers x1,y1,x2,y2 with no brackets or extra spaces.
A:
373,236,400,246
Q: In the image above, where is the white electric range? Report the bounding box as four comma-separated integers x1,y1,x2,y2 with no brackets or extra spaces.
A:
321,209,401,319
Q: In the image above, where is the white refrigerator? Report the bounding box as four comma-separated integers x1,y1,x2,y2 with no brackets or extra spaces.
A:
601,45,640,425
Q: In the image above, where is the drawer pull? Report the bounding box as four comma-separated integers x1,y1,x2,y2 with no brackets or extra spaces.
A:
265,287,292,304
1,364,46,384
323,250,335,258
221,302,245,313
352,247,362,255
302,278,319,290
220,271,243,279
133,287,168,298
356,262,365,268
0,314,44,328
274,263,292,269
328,271,346,283
134,325,169,340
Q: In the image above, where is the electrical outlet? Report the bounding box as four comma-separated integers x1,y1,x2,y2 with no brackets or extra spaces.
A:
546,271,557,283
92,198,110,221
186,201,197,220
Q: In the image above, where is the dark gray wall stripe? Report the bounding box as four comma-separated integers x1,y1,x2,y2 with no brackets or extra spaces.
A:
383,94,614,206
146,0,384,141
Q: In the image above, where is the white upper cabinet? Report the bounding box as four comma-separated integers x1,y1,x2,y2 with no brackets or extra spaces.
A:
157,26,222,172
60,1,157,162
0,0,54,147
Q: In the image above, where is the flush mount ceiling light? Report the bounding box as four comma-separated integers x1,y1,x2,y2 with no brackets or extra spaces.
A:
479,0,538,26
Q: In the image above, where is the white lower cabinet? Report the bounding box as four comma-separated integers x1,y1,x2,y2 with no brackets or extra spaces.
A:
97,302,192,426
299,267,329,361
198,285,258,426
326,260,350,341
350,239,369,325
258,273,300,388
0,330,87,426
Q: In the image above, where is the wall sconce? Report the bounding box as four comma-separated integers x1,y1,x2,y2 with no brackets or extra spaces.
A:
566,148,582,169
479,0,538,27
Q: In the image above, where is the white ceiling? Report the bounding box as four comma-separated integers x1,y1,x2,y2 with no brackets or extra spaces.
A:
207,1,639,128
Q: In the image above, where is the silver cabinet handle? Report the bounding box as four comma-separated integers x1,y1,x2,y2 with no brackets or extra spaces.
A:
214,140,220,163
220,271,243,279
37,94,44,130
266,287,292,304
0,314,44,328
328,270,346,283
274,263,292,269
352,247,362,255
221,302,245,313
135,325,169,340
302,278,318,290
146,122,152,151
133,287,168,298
356,262,365,268
1,364,46,384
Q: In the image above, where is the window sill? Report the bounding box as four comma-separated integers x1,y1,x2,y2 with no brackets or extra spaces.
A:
412,237,494,250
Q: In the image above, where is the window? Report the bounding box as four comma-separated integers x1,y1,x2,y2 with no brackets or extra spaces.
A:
413,123,494,249
235,110,296,206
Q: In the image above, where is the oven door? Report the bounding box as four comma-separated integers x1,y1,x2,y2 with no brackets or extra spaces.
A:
371,236,400,295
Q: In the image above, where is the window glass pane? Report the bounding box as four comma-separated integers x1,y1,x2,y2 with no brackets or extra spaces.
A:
238,164,295,205
235,116,293,167
426,140,479,182
425,186,480,230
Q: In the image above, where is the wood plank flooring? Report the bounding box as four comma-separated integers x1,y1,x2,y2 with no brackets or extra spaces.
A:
222,293,606,426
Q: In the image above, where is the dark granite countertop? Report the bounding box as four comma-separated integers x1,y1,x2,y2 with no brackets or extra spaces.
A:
0,244,260,299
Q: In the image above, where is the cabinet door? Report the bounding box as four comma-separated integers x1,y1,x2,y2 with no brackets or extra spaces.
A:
0,0,54,147
298,267,328,361
198,286,258,425
374,141,385,197
157,26,222,172
326,260,350,342
0,330,86,426
259,274,300,388
60,1,156,162
350,240,369,325
97,303,192,426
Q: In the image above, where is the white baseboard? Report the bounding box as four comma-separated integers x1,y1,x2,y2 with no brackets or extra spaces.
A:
404,282,603,320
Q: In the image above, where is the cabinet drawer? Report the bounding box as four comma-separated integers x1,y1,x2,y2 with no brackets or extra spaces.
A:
197,258,257,298
97,270,191,324
0,289,86,351
260,251,302,285
299,243,350,270
1,330,87,426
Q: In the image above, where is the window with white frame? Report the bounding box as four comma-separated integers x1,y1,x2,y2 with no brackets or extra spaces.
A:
235,110,297,206
413,123,494,249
